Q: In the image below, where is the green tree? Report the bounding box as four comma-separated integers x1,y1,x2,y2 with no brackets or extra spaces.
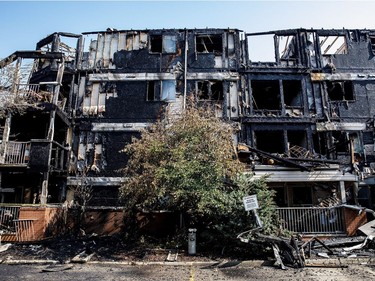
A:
120,106,280,244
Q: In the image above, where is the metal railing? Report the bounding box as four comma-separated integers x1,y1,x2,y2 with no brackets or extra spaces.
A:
276,206,345,234
17,83,40,98
14,219,35,242
0,206,20,234
4,141,30,165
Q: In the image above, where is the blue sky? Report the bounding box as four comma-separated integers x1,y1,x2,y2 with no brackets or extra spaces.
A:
1,1,375,59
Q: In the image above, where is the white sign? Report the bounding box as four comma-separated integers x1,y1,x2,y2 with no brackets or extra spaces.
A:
243,195,259,211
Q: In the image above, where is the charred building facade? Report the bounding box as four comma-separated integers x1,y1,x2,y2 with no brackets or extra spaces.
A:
1,28,375,238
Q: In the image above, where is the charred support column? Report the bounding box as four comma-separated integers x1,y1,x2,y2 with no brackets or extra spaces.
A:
339,181,347,204
279,79,286,116
40,60,65,204
183,29,188,110
0,57,21,163
0,113,11,163
274,35,280,63
0,172,3,203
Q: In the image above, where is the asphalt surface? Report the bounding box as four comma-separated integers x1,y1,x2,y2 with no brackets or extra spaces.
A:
1,262,375,281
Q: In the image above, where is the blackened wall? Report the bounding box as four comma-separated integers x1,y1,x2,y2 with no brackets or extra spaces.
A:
105,81,166,122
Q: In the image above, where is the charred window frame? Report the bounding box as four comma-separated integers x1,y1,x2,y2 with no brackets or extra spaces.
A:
251,80,281,111
292,185,313,206
147,80,176,101
369,35,375,55
195,34,223,55
255,130,285,154
146,81,160,101
326,81,354,101
196,81,224,101
319,35,348,55
149,35,177,54
332,131,350,153
287,131,308,151
283,80,303,108
313,132,327,155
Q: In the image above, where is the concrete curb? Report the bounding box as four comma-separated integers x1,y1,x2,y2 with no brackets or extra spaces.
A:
1,259,59,265
305,257,375,266
1,258,374,267
0,259,270,267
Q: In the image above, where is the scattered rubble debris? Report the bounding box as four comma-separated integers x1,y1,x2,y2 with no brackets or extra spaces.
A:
0,243,11,253
166,248,179,262
42,264,74,272
71,251,95,263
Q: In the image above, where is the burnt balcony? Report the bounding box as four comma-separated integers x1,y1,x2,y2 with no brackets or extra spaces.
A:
16,83,68,113
3,141,30,166
1,140,69,172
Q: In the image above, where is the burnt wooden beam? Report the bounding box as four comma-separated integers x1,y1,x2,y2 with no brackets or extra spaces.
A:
36,32,80,49
243,144,311,171
0,51,63,69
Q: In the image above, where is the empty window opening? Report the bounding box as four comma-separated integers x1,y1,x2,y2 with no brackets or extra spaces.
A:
319,36,347,55
327,81,354,101
59,36,78,62
197,81,223,100
332,132,349,153
313,132,327,155
273,186,287,207
283,80,303,107
279,35,297,60
196,34,222,54
251,80,280,110
150,35,177,53
287,131,308,152
292,185,312,206
255,130,285,153
247,34,276,62
370,36,375,55
150,35,163,53
147,81,158,101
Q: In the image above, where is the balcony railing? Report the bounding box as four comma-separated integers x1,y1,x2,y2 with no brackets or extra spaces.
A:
276,206,346,234
4,141,30,165
0,205,20,235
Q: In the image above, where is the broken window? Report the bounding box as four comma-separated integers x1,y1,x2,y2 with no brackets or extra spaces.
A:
196,34,222,54
326,81,354,101
251,80,280,110
319,36,347,55
160,80,176,101
197,81,223,100
255,130,285,153
283,80,303,107
150,35,176,53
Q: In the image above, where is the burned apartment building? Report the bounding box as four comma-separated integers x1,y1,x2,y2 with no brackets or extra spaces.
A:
0,27,375,240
